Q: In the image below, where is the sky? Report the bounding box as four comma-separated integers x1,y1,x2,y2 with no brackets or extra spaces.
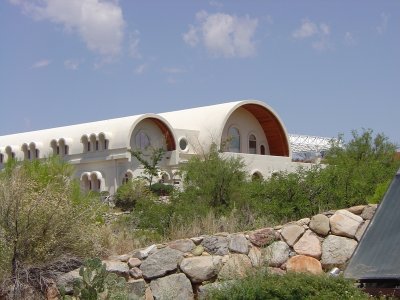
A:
1,0,399,146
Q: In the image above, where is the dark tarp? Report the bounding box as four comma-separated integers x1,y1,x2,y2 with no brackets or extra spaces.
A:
344,170,400,281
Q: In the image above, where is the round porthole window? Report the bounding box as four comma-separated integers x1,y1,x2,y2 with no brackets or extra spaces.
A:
179,138,188,151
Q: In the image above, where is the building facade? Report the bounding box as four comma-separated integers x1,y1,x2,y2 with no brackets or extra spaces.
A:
0,100,309,195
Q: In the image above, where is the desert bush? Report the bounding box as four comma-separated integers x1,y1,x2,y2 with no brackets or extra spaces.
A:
180,142,246,209
0,157,102,297
114,179,150,211
206,271,369,300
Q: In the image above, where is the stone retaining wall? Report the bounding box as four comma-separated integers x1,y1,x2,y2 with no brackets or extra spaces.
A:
57,204,377,300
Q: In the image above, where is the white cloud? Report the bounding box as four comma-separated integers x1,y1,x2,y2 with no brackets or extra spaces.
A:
292,19,318,39
32,59,51,68
344,31,356,46
162,67,186,74
376,12,389,34
64,59,81,70
183,25,200,47
292,19,331,51
129,30,141,59
135,64,147,75
10,0,125,59
183,11,258,58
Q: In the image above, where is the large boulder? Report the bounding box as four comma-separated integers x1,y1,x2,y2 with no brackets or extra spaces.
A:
168,239,196,253
293,230,322,259
281,224,305,246
330,209,363,238
140,247,183,279
321,235,358,268
286,255,323,275
201,235,229,256
180,256,221,283
248,227,277,247
264,241,290,267
229,234,249,254
150,273,194,300
309,214,330,236
218,254,252,280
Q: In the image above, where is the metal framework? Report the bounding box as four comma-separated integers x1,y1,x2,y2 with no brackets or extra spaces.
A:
289,134,336,155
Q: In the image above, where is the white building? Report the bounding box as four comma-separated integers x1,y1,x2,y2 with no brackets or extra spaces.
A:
0,100,312,194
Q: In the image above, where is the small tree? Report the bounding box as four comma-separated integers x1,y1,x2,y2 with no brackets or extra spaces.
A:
129,147,165,188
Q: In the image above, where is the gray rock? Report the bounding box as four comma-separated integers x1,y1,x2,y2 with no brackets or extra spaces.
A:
321,235,358,268
179,256,221,283
347,205,366,215
281,224,305,246
129,267,143,279
248,227,277,247
248,246,262,267
128,257,142,268
56,269,80,294
355,220,370,241
296,218,310,226
229,234,249,254
103,260,130,278
361,205,377,220
309,214,330,236
126,279,146,299
133,244,157,259
190,236,204,245
264,241,290,267
201,235,229,256
293,230,322,259
218,254,252,280
140,247,183,279
150,273,194,300
330,209,363,238
168,239,195,253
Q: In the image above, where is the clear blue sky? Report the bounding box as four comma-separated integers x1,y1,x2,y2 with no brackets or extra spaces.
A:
1,1,399,146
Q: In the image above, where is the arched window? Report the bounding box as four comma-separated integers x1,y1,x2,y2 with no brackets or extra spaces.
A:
228,127,240,153
135,132,150,150
260,145,266,155
249,134,257,154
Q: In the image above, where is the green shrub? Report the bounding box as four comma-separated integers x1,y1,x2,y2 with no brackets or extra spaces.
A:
180,142,246,209
114,179,150,211
0,157,102,296
206,272,369,300
150,182,174,196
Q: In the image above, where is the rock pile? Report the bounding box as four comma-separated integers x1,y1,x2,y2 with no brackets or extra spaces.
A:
57,204,376,300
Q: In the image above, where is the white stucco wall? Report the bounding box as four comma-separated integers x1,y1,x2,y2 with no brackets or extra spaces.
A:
222,107,270,155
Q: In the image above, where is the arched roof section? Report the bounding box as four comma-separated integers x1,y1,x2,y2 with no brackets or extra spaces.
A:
127,114,176,151
229,103,289,156
160,100,290,157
